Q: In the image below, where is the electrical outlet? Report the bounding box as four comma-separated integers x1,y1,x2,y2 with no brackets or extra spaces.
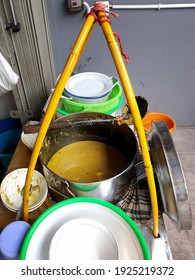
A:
67,0,83,12
96,1,109,12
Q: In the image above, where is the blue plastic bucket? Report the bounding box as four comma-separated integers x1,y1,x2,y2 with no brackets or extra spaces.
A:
0,129,22,169
0,118,21,134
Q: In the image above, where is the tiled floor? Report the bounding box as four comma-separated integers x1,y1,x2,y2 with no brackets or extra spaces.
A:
163,127,195,260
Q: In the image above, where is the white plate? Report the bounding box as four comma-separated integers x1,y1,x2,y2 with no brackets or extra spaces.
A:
49,218,118,260
20,198,150,260
0,168,48,212
21,121,39,150
21,133,37,150
64,72,113,99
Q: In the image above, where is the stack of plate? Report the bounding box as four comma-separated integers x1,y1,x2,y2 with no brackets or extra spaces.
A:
20,197,150,260
64,72,118,103
0,168,48,212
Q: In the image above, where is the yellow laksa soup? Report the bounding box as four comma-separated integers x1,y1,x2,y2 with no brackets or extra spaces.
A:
47,140,129,183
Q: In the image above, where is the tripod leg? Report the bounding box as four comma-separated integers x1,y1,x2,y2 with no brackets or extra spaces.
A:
22,14,95,222
98,11,159,238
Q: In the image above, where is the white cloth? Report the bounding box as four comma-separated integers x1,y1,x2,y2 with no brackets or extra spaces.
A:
0,52,19,95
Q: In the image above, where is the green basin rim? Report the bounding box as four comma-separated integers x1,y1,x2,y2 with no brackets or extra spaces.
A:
20,197,151,260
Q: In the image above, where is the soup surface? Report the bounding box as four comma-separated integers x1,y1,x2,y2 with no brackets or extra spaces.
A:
47,140,129,183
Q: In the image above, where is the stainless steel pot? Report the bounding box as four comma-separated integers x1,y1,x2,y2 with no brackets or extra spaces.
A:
39,112,137,203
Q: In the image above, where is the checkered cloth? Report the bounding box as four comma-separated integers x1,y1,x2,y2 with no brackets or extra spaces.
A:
116,150,153,222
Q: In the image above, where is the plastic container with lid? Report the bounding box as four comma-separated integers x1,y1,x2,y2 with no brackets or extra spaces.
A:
0,221,30,260
0,233,3,260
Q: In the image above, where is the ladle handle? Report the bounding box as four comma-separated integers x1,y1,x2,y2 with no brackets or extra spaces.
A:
23,121,73,134
23,117,118,134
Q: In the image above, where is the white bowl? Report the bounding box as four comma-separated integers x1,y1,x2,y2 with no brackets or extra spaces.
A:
0,168,48,212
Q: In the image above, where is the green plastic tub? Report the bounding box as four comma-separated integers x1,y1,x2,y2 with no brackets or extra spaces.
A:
57,81,122,115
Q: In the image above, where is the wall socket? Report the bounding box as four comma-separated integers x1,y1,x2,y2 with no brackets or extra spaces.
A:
67,0,83,12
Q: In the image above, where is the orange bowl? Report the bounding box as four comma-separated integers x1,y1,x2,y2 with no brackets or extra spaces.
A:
142,112,176,133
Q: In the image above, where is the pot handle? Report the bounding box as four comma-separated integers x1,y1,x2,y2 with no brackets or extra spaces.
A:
48,185,70,200
135,161,155,181
110,76,119,89
51,87,73,100
60,94,73,100
64,181,76,197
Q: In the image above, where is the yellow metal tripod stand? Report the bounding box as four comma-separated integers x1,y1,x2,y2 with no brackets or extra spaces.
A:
22,4,159,238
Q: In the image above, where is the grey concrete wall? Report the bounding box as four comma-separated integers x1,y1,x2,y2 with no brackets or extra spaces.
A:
46,0,195,126
0,92,17,119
